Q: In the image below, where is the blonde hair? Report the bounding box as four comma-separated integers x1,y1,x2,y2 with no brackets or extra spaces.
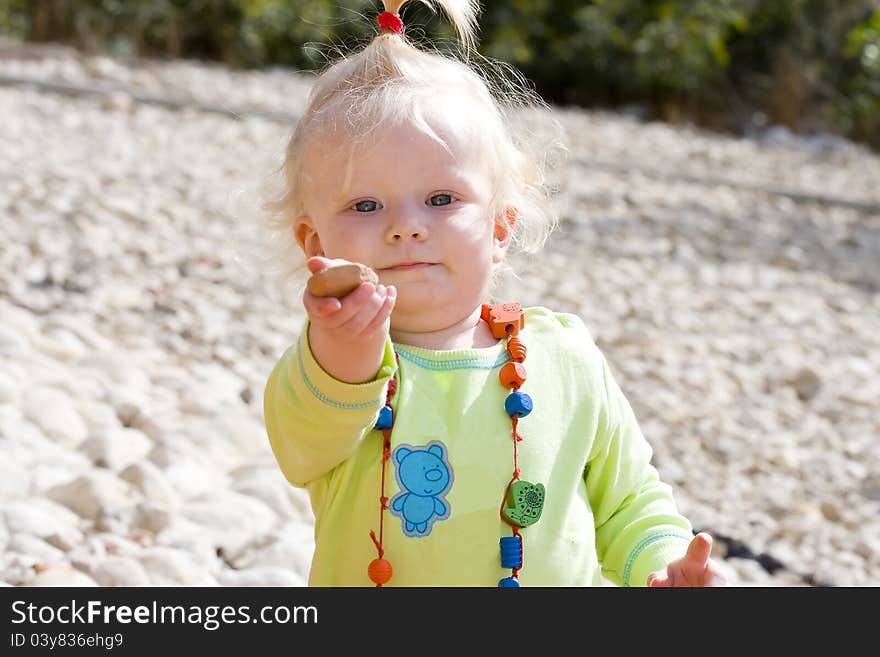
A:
258,0,566,300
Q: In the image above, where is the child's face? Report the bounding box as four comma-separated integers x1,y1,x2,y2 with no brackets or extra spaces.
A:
296,117,510,334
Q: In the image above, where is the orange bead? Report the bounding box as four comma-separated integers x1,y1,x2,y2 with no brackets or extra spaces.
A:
499,361,527,389
483,302,524,338
507,336,527,363
368,558,393,585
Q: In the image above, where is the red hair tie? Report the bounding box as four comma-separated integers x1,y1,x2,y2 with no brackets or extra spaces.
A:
377,11,404,34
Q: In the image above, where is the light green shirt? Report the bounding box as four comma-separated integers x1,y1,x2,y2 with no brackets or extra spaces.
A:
264,306,693,586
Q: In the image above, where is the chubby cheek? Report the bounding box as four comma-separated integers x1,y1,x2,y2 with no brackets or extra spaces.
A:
460,228,497,275
318,224,375,262
446,213,494,250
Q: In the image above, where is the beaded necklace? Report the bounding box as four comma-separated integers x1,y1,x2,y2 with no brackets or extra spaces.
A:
367,303,545,587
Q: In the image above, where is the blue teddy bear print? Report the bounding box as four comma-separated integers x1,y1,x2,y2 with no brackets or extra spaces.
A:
390,441,453,537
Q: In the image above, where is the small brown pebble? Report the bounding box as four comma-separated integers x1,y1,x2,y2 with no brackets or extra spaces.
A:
307,263,379,298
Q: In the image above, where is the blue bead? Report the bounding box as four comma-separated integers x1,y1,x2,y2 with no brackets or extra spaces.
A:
504,391,533,418
374,405,393,430
498,576,520,588
500,536,523,569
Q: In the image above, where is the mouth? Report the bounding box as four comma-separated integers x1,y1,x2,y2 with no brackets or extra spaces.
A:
380,262,437,272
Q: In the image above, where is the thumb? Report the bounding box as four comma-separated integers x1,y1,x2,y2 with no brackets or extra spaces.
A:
685,532,713,567
307,256,334,274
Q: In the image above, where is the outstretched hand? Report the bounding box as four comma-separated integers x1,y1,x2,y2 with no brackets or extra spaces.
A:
647,532,727,587
302,256,396,384
303,256,396,341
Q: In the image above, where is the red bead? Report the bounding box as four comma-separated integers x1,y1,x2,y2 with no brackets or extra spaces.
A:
506,336,527,363
377,11,403,34
368,558,393,585
499,362,527,389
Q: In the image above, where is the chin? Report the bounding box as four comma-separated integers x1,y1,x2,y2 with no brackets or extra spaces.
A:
389,290,426,314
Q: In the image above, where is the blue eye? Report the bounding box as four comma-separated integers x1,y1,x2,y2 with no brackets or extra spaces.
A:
353,200,380,212
427,194,454,207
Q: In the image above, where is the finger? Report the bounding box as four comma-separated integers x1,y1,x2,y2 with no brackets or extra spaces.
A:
312,299,343,317
704,560,728,587
318,282,377,329
685,532,713,568
303,288,342,317
306,256,350,274
361,285,396,336
305,283,368,328
647,569,672,587
339,284,389,335
307,256,333,273
706,573,727,587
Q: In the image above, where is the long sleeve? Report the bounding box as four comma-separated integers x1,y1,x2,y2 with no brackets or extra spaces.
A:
263,321,398,487
584,343,693,587
266,307,699,586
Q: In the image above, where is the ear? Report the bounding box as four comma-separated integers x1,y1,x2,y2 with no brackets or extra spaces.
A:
293,216,325,258
492,208,516,264
427,443,444,459
395,447,412,464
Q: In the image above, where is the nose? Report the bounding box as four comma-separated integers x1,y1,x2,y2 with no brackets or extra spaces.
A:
385,205,429,243
389,229,425,242
425,468,442,482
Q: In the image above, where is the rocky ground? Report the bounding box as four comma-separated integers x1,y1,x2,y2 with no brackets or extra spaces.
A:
1,41,878,587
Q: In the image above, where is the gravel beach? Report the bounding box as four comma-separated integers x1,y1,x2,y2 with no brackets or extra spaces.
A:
1,41,878,587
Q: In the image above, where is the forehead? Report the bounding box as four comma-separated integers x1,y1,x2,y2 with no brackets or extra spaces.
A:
301,94,496,193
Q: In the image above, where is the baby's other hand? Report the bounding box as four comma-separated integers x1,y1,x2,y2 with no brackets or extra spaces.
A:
646,532,728,587
303,256,396,342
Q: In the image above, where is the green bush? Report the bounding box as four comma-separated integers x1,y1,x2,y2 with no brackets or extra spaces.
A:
1,0,878,149
834,7,880,145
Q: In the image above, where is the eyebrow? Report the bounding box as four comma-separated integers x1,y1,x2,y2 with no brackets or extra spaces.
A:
332,170,480,202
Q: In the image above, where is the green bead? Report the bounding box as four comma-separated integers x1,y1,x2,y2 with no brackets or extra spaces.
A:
502,481,545,528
